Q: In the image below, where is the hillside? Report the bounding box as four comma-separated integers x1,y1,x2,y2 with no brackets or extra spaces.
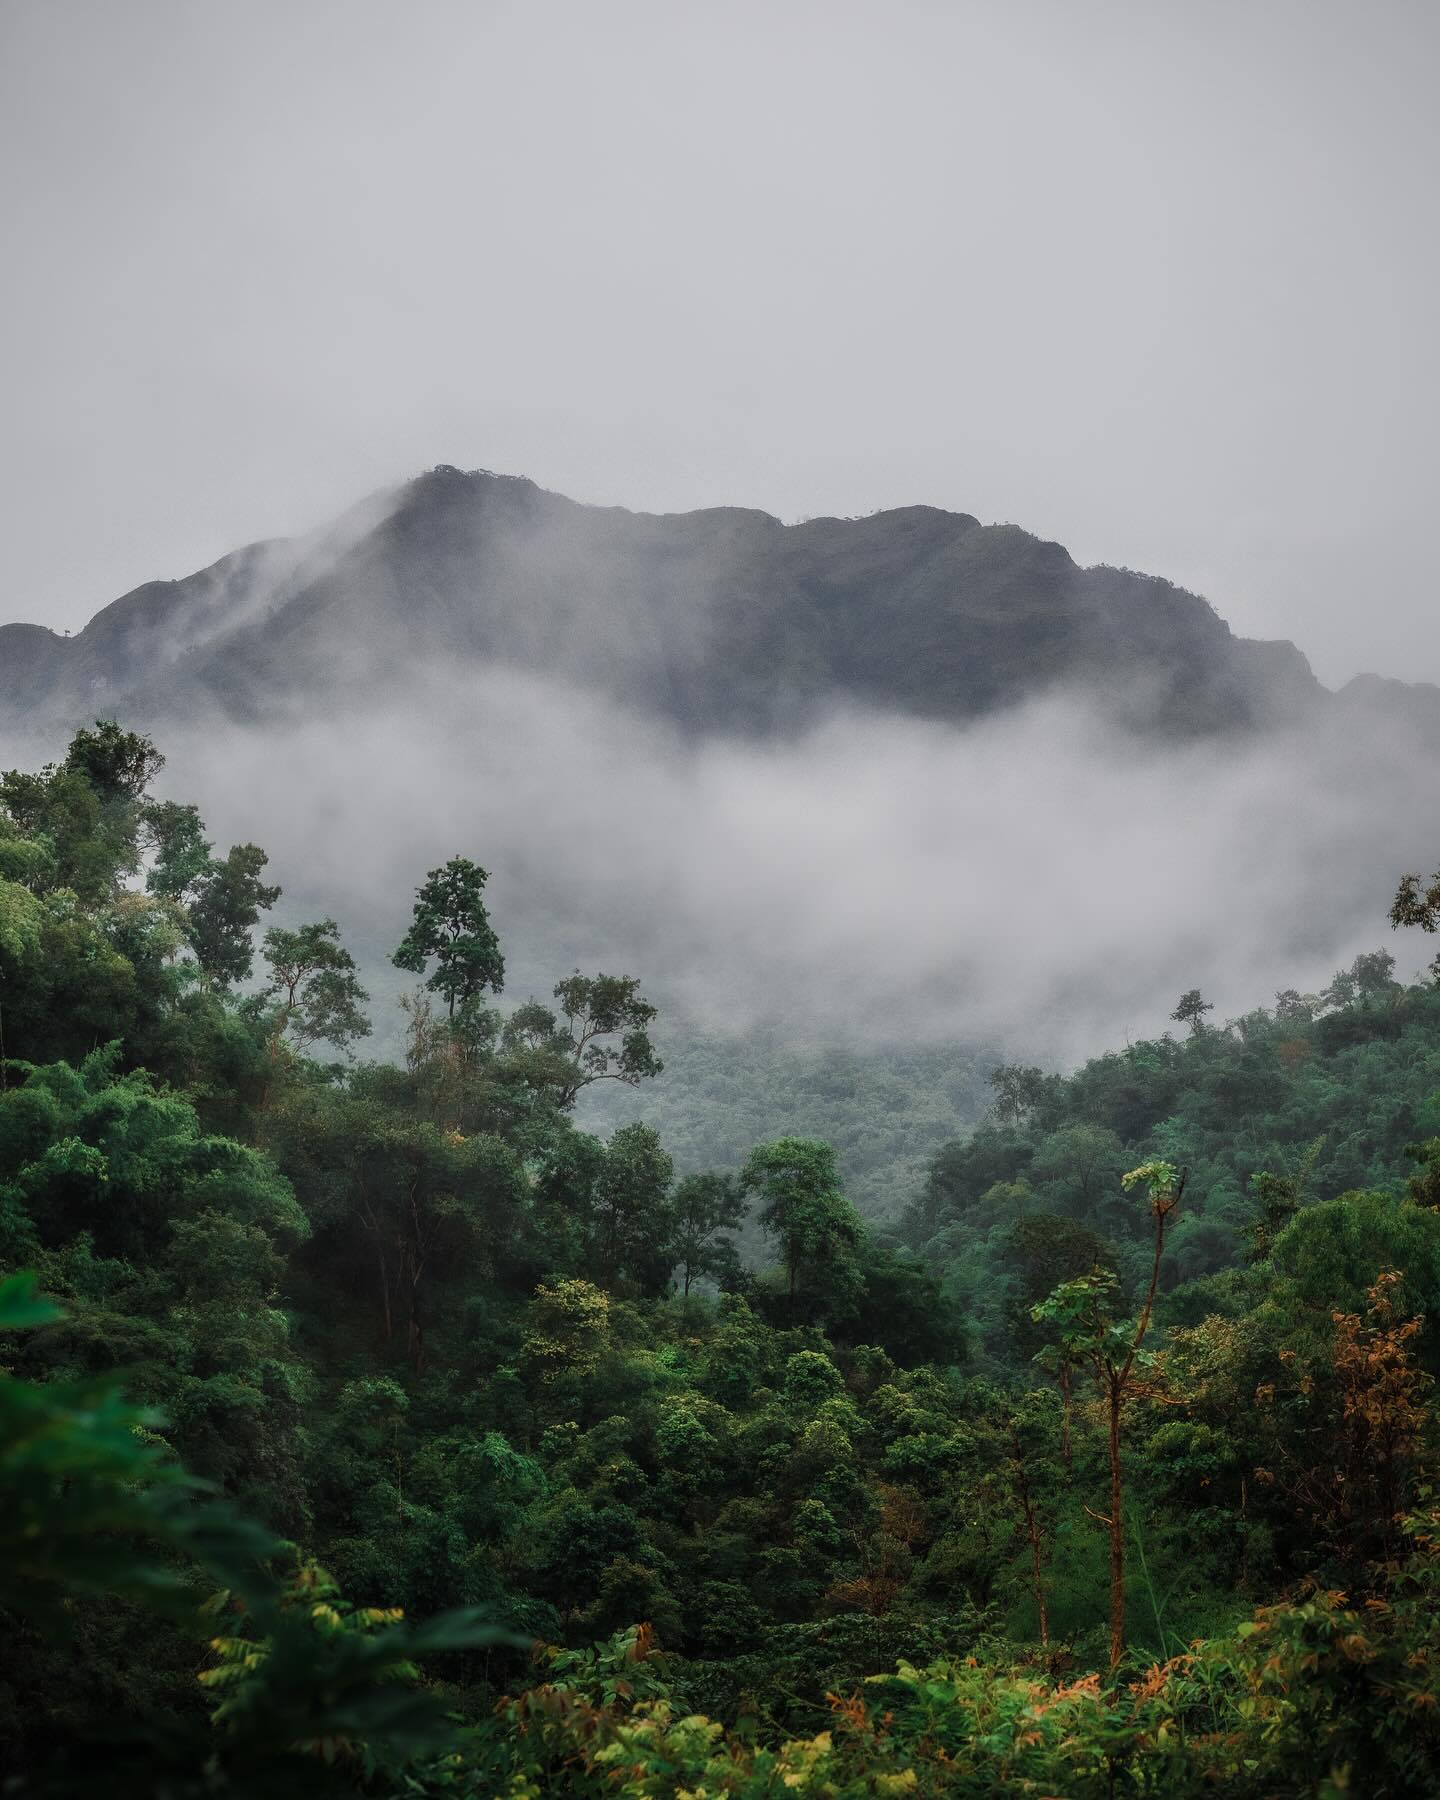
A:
8,718,1440,1793
1,465,1335,738
577,1031,996,1229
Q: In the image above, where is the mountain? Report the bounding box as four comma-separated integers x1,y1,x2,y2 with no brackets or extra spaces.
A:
1,465,1343,738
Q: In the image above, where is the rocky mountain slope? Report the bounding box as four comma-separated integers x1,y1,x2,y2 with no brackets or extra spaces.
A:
2,466,1363,739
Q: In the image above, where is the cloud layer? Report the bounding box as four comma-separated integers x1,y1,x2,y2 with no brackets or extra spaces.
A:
84,671,1439,1069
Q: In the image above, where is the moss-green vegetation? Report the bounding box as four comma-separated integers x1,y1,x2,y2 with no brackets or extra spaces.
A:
5,721,1440,1794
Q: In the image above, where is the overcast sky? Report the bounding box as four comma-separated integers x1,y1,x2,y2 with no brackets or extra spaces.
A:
2,0,1437,687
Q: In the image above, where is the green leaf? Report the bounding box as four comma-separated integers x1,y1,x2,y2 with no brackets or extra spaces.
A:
0,1270,64,1330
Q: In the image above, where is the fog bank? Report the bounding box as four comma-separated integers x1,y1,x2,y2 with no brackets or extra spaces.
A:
47,672,1427,1070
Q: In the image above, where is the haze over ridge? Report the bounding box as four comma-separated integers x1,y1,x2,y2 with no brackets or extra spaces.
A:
2,465,1437,1079
0,462,1383,737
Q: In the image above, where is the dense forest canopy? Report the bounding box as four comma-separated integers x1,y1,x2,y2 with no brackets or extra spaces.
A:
6,720,1440,1794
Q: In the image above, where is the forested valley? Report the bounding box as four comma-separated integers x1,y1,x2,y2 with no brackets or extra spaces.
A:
7,720,1440,1795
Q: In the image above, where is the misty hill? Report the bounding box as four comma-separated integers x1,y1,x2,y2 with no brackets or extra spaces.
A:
0,465,1368,738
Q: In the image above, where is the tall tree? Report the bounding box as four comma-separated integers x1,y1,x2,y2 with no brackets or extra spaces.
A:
3,723,164,902
335,1106,523,1371
552,972,662,1101
671,1171,745,1297
1244,1136,1324,1262
187,844,281,987
140,796,281,990
1030,1123,1124,1217
1273,987,1317,1025
590,1123,675,1296
1392,865,1440,981
392,858,504,1018
987,1063,1047,1126
741,1136,864,1326
500,973,662,1109
1171,990,1214,1036
1349,948,1399,999
260,919,371,1058
62,720,164,807
1005,1391,1064,1648
1323,951,1398,1010
142,799,213,901
1031,1158,1185,1670
1006,1212,1115,1367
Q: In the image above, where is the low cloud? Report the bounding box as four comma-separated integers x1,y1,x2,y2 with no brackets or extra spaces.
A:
76,669,1439,1069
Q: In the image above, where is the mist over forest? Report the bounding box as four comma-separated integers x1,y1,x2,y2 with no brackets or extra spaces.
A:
10,508,1440,1800
8,5,1440,1793
6,467,1438,1067
6,468,1440,1233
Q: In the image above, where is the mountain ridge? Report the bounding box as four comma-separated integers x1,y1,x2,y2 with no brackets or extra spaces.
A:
0,465,1418,742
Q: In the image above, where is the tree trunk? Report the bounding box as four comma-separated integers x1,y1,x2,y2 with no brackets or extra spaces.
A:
1100,1165,1182,1670
1107,1373,1125,1670
378,1243,392,1341
598,1203,620,1293
1009,1422,1049,1647
404,1176,427,1374
406,1245,426,1374
357,1179,394,1344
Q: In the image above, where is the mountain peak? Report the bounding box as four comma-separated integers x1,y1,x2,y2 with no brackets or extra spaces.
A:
0,470,1403,743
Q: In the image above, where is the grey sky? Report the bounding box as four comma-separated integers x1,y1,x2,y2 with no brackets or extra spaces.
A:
2,0,1437,688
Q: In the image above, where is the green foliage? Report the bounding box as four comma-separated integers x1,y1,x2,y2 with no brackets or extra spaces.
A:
741,1137,864,1326
8,722,1440,1791
671,1170,745,1295
261,917,371,1055
0,1271,268,1634
0,1050,306,1261
0,874,43,962
393,857,504,1017
199,1555,515,1785
590,1122,675,1295
505,974,664,1112
909,964,1440,1362
1393,863,1440,983
552,973,663,1101
1171,988,1214,1035
63,721,165,808
987,1062,1050,1126
421,1517,1440,1794
1005,1212,1115,1362
1031,1267,1136,1371
522,1279,612,1386
582,1032,990,1230
3,721,164,904
188,842,282,986
142,797,213,900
